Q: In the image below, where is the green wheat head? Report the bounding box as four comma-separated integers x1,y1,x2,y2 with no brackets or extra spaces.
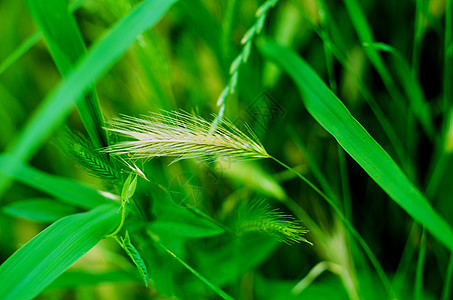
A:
61,129,119,181
235,200,312,245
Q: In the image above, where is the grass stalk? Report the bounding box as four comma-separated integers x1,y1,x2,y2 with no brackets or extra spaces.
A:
290,0,413,176
414,228,427,300
147,230,234,300
442,254,453,300
270,155,394,297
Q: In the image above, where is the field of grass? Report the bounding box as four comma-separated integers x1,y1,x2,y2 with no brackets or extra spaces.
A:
0,0,452,299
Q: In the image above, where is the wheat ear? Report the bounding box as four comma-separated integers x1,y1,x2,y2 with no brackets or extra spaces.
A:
235,200,312,245
104,111,269,162
61,130,119,180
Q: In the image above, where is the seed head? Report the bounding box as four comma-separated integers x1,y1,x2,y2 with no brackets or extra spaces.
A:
104,111,269,162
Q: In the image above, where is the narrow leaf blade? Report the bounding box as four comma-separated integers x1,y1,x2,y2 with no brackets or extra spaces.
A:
2,198,76,222
0,154,111,209
0,204,120,300
27,0,107,148
120,231,149,286
0,0,179,195
258,39,453,252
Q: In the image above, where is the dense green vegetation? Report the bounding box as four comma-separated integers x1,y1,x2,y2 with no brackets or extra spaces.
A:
0,0,452,299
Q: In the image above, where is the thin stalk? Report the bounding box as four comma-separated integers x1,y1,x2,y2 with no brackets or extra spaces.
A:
414,228,427,300
221,0,238,64
412,0,424,76
427,0,453,199
338,146,352,222
0,0,88,75
147,230,234,300
186,204,236,236
106,205,127,237
286,127,337,201
290,0,414,178
442,254,453,300
392,222,417,290
443,0,452,112
270,155,394,298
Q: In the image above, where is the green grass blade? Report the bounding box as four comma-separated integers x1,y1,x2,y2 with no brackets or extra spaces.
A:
0,0,178,195
364,42,434,138
414,229,426,300
411,0,424,76
2,198,76,222
0,0,86,76
0,204,120,300
343,0,406,113
118,232,149,287
442,254,453,300
291,1,410,174
444,0,452,112
286,126,337,201
150,220,225,238
148,230,234,300
0,32,41,75
27,0,107,148
46,270,141,290
258,39,453,252
0,154,111,209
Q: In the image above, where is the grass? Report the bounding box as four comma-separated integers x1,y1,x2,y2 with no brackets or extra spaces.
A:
0,0,452,299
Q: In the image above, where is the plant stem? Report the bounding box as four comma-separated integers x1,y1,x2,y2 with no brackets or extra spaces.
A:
146,229,234,300
442,254,453,300
106,204,127,237
414,228,426,300
270,155,395,298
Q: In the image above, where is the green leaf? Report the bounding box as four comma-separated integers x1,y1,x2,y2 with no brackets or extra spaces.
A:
0,154,112,209
119,231,149,286
46,270,141,290
342,0,406,111
0,0,87,76
148,231,234,300
0,0,179,194
2,198,76,222
258,39,453,252
150,220,225,238
218,161,287,201
364,42,434,138
0,204,120,300
26,0,107,149
196,234,279,286
122,173,138,202
0,32,41,75
254,273,348,300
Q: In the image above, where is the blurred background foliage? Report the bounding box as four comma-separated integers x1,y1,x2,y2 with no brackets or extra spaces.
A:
0,0,452,299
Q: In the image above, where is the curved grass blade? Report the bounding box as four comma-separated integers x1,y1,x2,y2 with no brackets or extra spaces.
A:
2,198,76,222
0,0,87,76
147,230,234,300
364,42,434,138
342,0,406,114
0,0,179,196
0,32,41,75
0,154,111,209
27,0,107,149
45,270,141,290
0,204,120,300
258,39,453,252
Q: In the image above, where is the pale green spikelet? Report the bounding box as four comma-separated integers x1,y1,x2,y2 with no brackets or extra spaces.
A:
104,111,269,162
235,200,312,245
61,130,119,180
